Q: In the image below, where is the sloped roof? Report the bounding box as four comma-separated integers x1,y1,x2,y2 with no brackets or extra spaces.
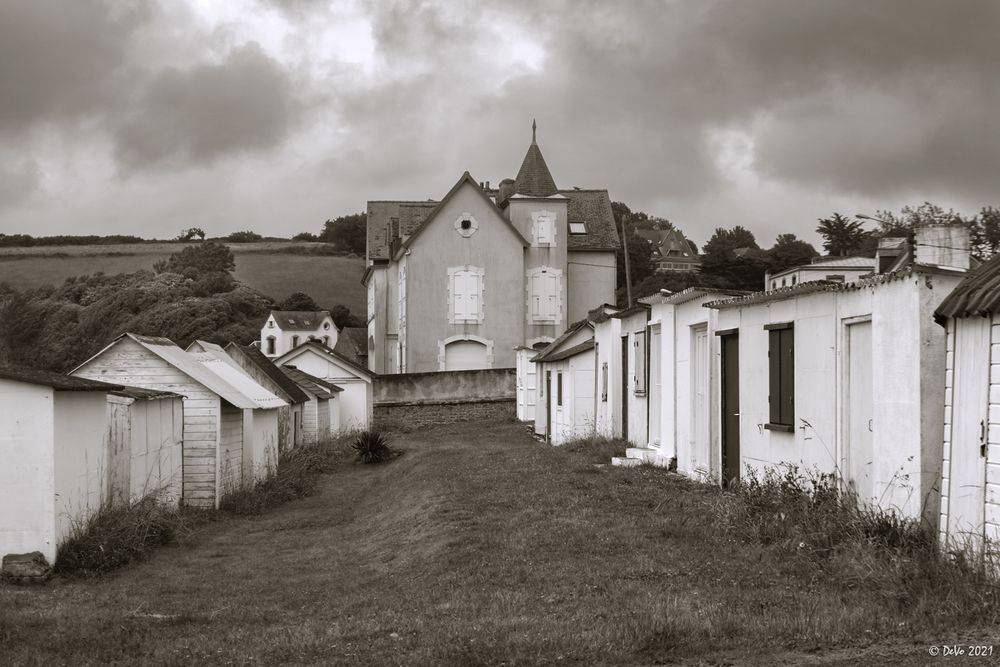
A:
535,339,595,363
279,365,342,399
707,265,966,310
269,311,333,331
187,345,287,410
366,201,438,260
935,253,1000,322
226,343,310,404
333,327,368,368
639,287,750,306
77,333,260,409
563,190,620,251
532,318,593,362
0,366,123,392
111,386,183,400
514,137,558,197
276,340,374,380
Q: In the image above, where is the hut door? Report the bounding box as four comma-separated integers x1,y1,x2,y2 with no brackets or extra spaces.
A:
692,325,710,468
720,333,740,486
621,336,630,442
947,317,991,544
649,325,662,447
106,397,132,507
846,321,875,503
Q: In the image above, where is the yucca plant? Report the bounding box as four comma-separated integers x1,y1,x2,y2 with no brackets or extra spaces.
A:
351,429,394,464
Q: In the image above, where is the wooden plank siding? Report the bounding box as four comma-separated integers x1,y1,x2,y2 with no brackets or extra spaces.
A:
218,405,244,498
73,336,222,509
302,397,319,443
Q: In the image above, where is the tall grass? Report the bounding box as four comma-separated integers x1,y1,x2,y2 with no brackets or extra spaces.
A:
718,464,1000,628
219,434,353,516
558,434,628,463
55,494,189,577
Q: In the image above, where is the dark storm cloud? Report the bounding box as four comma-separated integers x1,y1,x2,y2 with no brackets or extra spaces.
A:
0,0,151,133
112,43,305,170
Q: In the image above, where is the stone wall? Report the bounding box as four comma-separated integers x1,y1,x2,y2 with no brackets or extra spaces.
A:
374,398,515,430
374,368,515,404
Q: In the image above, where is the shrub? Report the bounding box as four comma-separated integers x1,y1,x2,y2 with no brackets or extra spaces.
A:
221,435,353,516
225,230,263,243
351,430,394,464
55,495,187,576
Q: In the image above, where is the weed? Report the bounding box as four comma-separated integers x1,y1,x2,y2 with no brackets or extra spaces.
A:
55,494,188,577
558,434,628,463
351,430,395,464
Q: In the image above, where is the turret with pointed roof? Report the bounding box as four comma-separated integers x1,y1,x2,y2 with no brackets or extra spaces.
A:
514,120,558,197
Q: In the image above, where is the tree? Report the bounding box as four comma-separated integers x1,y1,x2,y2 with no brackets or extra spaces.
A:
331,304,363,329
278,292,320,311
176,227,206,242
320,213,366,254
292,232,318,242
153,242,235,277
699,226,767,291
611,201,654,296
766,234,819,274
970,206,1000,260
225,230,262,243
816,213,866,256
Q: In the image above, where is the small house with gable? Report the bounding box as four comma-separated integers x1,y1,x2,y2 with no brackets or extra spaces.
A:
276,340,374,430
261,310,338,359
279,365,342,440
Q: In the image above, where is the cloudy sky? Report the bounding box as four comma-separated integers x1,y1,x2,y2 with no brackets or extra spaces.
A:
0,0,997,247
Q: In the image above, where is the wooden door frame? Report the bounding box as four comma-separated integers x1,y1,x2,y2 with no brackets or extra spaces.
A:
621,334,630,442
719,330,740,486
839,315,873,494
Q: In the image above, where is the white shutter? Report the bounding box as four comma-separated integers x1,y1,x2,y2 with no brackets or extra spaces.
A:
453,272,466,320
544,273,558,319
531,274,542,317
468,272,480,319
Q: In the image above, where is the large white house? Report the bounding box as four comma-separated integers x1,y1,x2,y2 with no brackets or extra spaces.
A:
364,123,620,374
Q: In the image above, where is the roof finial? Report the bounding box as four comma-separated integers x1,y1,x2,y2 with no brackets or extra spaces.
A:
532,118,537,144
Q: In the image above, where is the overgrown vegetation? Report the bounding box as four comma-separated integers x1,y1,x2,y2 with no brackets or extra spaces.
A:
350,430,395,464
54,495,189,577
558,433,628,463
220,435,354,516
717,464,1000,630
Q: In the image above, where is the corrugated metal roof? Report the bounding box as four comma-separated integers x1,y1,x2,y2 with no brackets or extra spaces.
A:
0,366,123,392
532,319,592,362
124,334,259,409
187,345,287,410
279,366,342,399
226,343,311,405
935,253,1000,322
707,265,966,310
112,386,183,400
640,287,750,306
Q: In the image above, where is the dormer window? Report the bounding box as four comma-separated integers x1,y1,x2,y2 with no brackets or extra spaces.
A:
323,322,330,330
569,222,586,235
267,321,274,328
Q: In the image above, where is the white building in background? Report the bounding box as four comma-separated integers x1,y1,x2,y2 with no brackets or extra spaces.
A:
765,256,876,291
261,311,338,359
275,340,374,430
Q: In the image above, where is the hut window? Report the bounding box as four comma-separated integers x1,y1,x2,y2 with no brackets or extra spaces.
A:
266,336,276,355
634,331,647,394
765,322,795,431
601,363,608,401
292,335,300,348
557,372,563,407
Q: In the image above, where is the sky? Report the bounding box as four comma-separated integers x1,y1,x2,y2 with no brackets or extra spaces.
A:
0,0,997,247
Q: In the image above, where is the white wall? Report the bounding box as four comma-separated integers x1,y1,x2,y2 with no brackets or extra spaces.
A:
540,352,597,445
53,392,108,548
622,311,649,447
107,395,184,507
280,348,372,429
250,408,279,481
0,381,56,563
594,316,622,438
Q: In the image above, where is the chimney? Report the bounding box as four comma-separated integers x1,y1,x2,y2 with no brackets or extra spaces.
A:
875,237,907,274
914,225,971,271
497,178,516,206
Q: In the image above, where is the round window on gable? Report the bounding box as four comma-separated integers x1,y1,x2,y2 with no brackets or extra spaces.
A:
454,213,479,238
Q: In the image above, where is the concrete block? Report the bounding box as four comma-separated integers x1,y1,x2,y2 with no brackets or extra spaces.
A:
1,552,51,584
611,457,642,468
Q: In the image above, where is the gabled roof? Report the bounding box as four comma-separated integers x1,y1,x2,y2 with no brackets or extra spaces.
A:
187,343,287,410
0,366,123,392
639,287,750,307
514,131,558,197
225,343,310,404
532,318,594,362
393,172,529,260
268,311,334,331
935,252,1000,323
279,365,342,400
275,340,375,380
73,333,259,409
333,327,368,368
534,339,595,363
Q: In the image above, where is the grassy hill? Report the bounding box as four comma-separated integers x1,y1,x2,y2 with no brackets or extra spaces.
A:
0,242,367,317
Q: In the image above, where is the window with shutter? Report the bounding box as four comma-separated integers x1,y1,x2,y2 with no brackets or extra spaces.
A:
449,266,484,324
634,331,647,394
528,267,561,323
765,322,794,430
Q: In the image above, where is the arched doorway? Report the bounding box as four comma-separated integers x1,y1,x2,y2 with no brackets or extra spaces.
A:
444,340,489,371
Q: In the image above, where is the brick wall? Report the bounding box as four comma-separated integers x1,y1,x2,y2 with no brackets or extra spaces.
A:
374,398,515,430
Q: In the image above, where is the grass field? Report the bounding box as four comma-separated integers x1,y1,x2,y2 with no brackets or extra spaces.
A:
0,422,993,665
0,242,367,317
